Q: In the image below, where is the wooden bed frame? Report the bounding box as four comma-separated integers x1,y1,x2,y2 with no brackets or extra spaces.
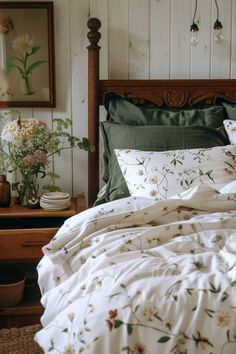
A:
87,17,236,207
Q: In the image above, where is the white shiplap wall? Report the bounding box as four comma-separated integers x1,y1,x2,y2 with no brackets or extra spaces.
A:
1,0,236,202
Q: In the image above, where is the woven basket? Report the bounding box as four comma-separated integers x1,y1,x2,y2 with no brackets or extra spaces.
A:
0,324,43,354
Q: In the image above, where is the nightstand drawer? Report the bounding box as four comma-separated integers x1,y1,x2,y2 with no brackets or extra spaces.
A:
0,228,58,261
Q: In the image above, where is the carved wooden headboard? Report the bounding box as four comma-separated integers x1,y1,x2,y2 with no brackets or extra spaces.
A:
87,17,236,207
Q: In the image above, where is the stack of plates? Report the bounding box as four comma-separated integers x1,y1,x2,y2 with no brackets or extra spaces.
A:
40,192,71,211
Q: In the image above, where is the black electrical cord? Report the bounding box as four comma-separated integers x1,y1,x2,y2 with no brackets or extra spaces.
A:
214,0,219,21
214,0,223,30
192,0,198,24
190,0,199,32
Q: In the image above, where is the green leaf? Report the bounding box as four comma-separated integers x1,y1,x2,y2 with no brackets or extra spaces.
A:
205,308,215,318
5,57,24,76
4,56,18,74
26,60,47,75
225,161,234,169
47,172,60,179
29,46,41,55
229,263,236,271
186,288,194,295
221,292,229,302
209,283,221,293
48,339,54,352
109,292,121,299
127,324,133,335
206,170,214,182
42,184,61,192
158,336,171,343
114,320,123,328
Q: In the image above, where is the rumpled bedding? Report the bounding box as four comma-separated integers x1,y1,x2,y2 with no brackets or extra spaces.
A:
35,183,236,354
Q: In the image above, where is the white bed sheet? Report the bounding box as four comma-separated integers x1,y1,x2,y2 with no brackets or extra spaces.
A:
35,183,236,354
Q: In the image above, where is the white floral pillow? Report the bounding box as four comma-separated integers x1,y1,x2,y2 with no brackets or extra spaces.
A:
114,145,236,200
223,120,236,144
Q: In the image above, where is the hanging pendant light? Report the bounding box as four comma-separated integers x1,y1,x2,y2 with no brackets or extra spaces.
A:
190,0,199,46
213,0,224,43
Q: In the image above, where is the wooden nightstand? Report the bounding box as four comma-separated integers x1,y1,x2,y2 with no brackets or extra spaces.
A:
0,194,86,329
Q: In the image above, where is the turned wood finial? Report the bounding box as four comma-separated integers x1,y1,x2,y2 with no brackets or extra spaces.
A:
87,18,101,49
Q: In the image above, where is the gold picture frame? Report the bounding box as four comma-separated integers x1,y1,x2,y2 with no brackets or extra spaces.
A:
0,1,55,107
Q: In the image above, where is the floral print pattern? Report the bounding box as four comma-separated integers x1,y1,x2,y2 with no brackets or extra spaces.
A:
224,119,236,144
114,145,236,200
35,184,236,353
0,86,14,98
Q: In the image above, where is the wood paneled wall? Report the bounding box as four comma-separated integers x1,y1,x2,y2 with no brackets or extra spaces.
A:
1,0,236,202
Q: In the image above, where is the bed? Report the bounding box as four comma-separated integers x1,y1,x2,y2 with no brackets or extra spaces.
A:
35,18,236,354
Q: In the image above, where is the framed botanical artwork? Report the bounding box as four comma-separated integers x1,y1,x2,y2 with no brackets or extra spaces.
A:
0,2,55,107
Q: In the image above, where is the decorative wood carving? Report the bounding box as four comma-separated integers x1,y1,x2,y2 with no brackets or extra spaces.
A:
122,91,236,108
99,80,236,108
164,90,189,108
87,18,101,49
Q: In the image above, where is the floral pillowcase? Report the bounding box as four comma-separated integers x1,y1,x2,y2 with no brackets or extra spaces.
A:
114,145,236,200
223,120,236,144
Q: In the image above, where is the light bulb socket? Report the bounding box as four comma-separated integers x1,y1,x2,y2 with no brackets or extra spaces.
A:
190,22,199,32
214,19,223,30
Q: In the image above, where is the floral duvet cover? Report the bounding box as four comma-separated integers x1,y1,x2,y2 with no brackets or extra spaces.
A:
35,183,236,354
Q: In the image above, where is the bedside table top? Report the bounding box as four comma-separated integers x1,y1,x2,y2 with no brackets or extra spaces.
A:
0,198,77,218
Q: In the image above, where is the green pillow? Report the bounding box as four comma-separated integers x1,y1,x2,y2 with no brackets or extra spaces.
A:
223,102,236,119
215,96,236,120
104,91,226,128
96,122,229,204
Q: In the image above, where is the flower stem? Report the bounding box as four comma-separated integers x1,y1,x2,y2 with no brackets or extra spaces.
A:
24,76,33,95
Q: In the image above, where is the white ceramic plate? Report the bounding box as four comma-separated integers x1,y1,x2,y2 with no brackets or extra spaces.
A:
40,200,70,210
41,192,70,200
40,197,70,205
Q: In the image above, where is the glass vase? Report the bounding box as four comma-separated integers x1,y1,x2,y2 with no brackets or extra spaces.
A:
14,173,39,207
0,174,11,207
21,76,34,96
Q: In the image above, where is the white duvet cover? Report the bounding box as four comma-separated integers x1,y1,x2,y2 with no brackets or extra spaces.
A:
35,183,236,354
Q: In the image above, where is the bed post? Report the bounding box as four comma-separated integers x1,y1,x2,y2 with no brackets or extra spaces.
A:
87,18,101,207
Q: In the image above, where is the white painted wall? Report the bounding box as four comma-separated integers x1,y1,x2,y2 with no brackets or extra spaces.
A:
1,0,236,202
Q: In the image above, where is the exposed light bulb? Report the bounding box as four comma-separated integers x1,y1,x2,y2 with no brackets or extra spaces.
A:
190,22,199,46
190,30,200,46
214,19,224,43
214,28,224,43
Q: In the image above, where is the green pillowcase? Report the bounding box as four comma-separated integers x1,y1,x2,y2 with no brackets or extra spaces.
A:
223,102,236,119
104,91,226,128
96,122,229,204
215,97,236,120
